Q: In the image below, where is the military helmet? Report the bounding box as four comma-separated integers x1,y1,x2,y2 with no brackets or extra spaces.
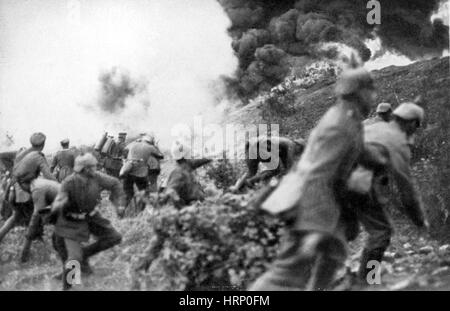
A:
335,67,374,96
393,103,424,125
74,153,98,173
171,141,190,160
118,132,127,138
376,102,392,113
30,132,46,147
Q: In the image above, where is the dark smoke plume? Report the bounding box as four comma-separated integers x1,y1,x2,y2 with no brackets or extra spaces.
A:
97,66,149,113
218,0,449,98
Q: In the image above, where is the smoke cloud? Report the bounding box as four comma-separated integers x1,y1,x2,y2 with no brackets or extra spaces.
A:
0,0,237,151
218,0,449,98
97,67,149,114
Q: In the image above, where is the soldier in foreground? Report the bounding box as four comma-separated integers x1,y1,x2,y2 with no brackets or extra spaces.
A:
51,153,125,290
347,101,428,283
249,64,377,291
230,136,305,193
120,134,164,210
363,102,392,125
0,132,57,243
51,138,75,182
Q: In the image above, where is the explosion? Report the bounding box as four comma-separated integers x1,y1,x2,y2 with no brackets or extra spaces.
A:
218,0,449,98
97,67,149,114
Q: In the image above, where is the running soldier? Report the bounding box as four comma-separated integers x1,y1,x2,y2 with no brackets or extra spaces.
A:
51,153,125,290
249,64,377,291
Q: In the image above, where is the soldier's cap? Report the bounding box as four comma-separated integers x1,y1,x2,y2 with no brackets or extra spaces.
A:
393,103,424,125
30,132,46,147
171,141,190,160
60,138,70,145
376,102,392,113
74,153,98,173
118,132,127,137
335,67,374,96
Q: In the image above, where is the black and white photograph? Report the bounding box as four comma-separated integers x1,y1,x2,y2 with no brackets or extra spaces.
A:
0,0,449,296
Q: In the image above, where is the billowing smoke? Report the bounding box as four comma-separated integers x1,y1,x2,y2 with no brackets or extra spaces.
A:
218,0,449,98
0,0,237,152
97,67,149,114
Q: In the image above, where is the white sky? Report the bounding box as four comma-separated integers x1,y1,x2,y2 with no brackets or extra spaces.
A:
0,0,237,152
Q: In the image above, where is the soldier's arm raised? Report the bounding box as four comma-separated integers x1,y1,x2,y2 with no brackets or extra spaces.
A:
188,158,212,170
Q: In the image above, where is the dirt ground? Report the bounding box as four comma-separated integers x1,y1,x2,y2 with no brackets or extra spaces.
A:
1,199,449,291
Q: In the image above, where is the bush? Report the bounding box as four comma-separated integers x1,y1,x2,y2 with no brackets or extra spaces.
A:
205,158,239,190
129,194,285,290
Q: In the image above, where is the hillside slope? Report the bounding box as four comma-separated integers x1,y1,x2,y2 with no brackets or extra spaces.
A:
227,56,450,236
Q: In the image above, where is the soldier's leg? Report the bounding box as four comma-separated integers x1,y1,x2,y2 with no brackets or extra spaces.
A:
147,173,158,193
63,238,83,290
304,233,347,291
83,213,122,261
20,212,39,262
123,176,135,207
52,233,68,280
249,230,315,291
134,176,148,192
356,196,392,281
249,230,346,291
21,190,46,262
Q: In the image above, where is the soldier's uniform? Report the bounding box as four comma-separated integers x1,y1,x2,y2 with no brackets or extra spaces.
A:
348,103,426,280
51,139,75,182
20,178,60,262
133,143,210,278
0,133,56,242
52,153,125,290
233,136,305,191
249,67,376,291
163,158,212,208
121,136,164,206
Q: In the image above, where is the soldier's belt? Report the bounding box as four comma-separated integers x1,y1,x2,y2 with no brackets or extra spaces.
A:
66,209,98,220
